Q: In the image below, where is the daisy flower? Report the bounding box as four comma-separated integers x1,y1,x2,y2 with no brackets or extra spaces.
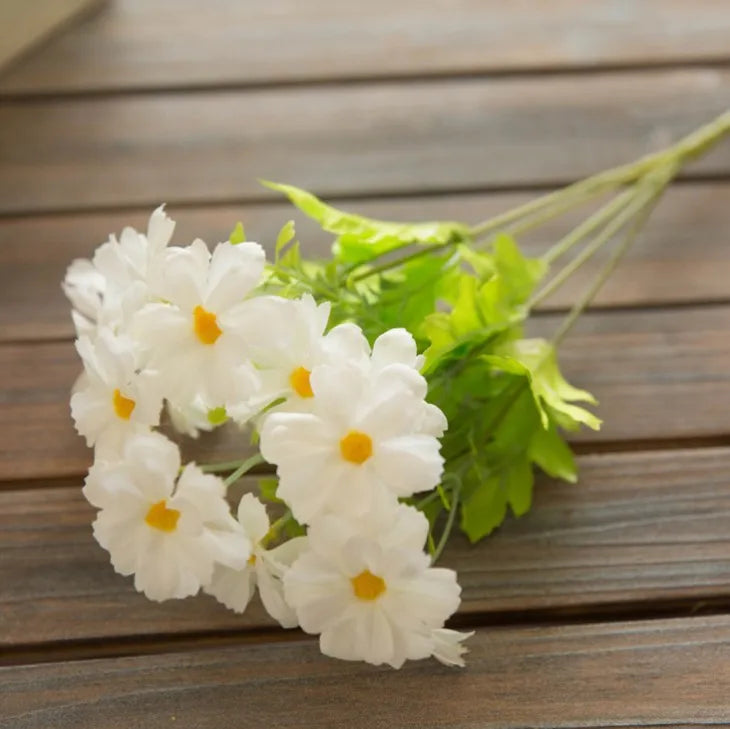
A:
259,359,446,523
62,205,175,337
283,503,462,668
70,328,163,456
83,432,251,602
229,294,370,418
205,493,307,627
134,239,265,411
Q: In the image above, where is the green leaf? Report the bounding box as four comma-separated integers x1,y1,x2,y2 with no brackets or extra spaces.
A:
460,473,507,543
258,477,282,504
505,457,534,517
229,221,246,245
528,424,577,483
275,220,296,260
492,233,547,304
484,339,601,431
262,180,469,264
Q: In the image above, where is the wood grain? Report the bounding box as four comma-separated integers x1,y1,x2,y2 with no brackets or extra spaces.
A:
3,448,730,647
1,0,730,94
3,615,730,727
1,70,729,215
2,304,728,481
2,183,729,342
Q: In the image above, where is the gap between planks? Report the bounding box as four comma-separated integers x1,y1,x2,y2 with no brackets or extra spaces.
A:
4,594,730,668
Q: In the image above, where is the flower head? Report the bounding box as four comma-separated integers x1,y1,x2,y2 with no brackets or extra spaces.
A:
260,358,445,523
70,328,163,456
134,239,265,409
63,206,175,338
84,432,250,601
205,494,307,627
283,503,462,668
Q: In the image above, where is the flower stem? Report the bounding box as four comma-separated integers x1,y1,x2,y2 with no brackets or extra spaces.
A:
551,165,675,347
201,458,251,474
431,480,462,564
222,453,266,488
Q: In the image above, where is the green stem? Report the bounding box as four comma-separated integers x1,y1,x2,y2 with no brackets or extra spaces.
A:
201,458,251,474
551,166,676,346
347,111,730,285
527,183,658,310
431,480,462,563
222,453,266,488
540,187,637,266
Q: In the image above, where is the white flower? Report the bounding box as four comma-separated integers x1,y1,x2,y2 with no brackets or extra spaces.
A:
283,503,461,668
62,259,107,337
430,628,474,667
134,239,265,409
70,328,163,456
260,359,445,523
62,206,175,338
83,432,251,602
205,494,307,627
229,294,370,418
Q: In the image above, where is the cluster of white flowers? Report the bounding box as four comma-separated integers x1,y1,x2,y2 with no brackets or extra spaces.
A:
64,207,472,669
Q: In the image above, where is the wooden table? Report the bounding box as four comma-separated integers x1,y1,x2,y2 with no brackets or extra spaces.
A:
1,2,730,726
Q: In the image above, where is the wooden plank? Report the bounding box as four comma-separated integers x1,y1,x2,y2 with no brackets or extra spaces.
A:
3,615,730,727
0,0,103,75
3,448,730,647
0,70,729,215
2,304,728,481
1,0,730,95
2,183,729,342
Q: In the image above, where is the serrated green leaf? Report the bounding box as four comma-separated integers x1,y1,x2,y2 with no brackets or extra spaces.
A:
229,221,246,245
275,220,295,260
505,457,534,516
483,339,601,431
261,180,469,264
528,424,577,483
492,233,547,303
460,473,507,543
457,244,495,279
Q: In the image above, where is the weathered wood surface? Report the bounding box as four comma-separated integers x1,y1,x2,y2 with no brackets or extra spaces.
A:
1,0,729,95
3,615,730,727
1,182,729,342
1,70,729,215
3,449,730,649
2,305,727,481
1,2,730,725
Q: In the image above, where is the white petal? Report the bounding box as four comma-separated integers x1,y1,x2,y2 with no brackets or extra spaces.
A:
430,628,474,667
204,241,265,313
204,563,256,613
236,493,270,543
371,328,420,371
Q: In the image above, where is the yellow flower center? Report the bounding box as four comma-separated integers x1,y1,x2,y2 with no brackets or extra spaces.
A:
112,388,136,420
339,430,373,464
193,305,222,345
145,500,181,532
247,553,257,566
351,570,386,601
289,366,313,398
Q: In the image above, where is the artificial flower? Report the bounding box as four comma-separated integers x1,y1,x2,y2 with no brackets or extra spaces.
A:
134,239,264,410
83,431,251,602
205,493,307,627
70,328,163,456
62,205,176,338
283,503,462,668
260,359,446,523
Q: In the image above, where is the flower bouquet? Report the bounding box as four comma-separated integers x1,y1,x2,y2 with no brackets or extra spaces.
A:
63,111,729,668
